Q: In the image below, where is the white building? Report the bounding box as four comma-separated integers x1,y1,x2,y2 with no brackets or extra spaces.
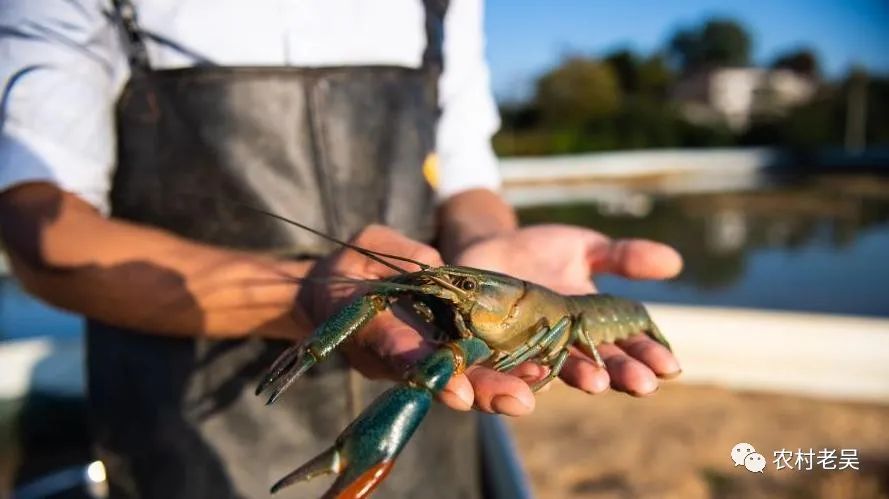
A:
673,68,817,131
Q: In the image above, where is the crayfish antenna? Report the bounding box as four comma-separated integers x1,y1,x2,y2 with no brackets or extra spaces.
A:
271,446,340,494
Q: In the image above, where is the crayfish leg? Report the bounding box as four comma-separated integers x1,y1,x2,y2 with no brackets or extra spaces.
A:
493,316,571,372
530,349,569,392
572,313,607,369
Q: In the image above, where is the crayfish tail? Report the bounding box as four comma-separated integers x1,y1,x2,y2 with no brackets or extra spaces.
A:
271,446,340,494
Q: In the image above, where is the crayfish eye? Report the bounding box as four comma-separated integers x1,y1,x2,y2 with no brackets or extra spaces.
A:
459,279,477,291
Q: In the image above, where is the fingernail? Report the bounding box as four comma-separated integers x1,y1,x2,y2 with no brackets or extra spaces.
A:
440,388,473,410
658,368,683,380
581,374,609,395
629,384,659,397
583,384,603,396
491,395,533,416
455,389,473,409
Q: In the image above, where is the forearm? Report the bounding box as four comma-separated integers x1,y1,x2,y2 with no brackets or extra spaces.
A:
0,183,312,340
437,188,517,261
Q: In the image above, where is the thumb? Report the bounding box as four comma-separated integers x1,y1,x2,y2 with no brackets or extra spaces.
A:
589,239,683,280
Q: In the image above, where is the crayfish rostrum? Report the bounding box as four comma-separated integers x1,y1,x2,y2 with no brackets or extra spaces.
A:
254,210,672,498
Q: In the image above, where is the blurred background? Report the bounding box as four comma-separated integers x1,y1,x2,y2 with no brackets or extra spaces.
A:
485,1,889,498
2,0,888,498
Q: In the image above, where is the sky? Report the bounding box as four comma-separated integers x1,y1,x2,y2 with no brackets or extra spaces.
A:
484,0,889,102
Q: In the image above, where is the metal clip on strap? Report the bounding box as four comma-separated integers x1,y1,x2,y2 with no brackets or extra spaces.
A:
111,0,151,71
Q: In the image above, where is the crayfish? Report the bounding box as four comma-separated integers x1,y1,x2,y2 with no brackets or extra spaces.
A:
253,209,672,498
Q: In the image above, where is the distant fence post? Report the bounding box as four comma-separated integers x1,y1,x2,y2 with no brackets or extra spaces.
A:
844,68,868,153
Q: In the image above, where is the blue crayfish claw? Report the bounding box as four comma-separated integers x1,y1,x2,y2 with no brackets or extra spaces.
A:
254,339,318,403
257,295,389,405
271,384,430,498
270,338,493,498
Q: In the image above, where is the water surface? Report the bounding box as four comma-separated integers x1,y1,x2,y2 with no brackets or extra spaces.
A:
518,173,889,317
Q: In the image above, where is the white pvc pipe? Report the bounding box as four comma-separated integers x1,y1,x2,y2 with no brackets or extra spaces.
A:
648,304,889,403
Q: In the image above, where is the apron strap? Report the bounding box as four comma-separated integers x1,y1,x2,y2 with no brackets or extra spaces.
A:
111,1,448,75
422,0,450,73
110,0,151,72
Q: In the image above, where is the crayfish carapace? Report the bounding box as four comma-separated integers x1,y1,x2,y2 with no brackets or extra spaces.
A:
253,209,672,498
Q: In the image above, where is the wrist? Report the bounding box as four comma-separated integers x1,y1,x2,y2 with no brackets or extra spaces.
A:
437,188,518,261
202,254,314,341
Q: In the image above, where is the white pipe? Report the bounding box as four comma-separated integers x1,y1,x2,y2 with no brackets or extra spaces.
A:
648,304,889,403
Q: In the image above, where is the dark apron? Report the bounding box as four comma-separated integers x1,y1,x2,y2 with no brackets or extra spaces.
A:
87,2,479,498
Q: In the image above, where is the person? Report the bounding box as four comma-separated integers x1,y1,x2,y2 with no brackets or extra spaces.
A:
0,0,682,497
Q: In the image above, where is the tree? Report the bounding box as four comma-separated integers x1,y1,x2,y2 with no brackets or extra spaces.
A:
604,50,674,98
534,57,621,127
604,49,640,93
669,18,752,72
637,54,674,98
771,48,820,78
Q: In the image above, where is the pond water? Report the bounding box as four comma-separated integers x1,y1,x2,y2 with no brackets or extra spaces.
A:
0,280,83,340
518,173,889,317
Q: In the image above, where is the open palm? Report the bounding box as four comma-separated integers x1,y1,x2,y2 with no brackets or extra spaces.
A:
449,224,684,415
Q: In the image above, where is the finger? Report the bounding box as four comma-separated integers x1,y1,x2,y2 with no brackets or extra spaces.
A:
598,343,659,396
439,374,474,411
589,239,683,280
466,366,536,416
559,350,610,394
615,334,681,379
360,315,476,411
355,314,430,378
509,362,555,392
509,362,548,384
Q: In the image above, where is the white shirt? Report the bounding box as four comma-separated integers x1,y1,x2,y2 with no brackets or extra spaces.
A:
0,0,501,212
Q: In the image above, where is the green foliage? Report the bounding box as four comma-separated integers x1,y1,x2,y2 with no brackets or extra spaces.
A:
669,19,752,72
741,75,889,149
637,54,673,98
863,77,889,144
743,91,842,147
534,58,621,127
605,50,674,97
771,48,821,78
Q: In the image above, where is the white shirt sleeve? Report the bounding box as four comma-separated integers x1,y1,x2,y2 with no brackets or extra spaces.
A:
434,0,502,202
0,0,126,213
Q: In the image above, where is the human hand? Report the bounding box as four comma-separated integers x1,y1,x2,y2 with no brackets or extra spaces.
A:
298,225,518,414
451,224,683,412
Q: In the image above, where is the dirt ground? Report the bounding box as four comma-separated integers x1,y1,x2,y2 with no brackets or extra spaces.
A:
508,383,889,499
